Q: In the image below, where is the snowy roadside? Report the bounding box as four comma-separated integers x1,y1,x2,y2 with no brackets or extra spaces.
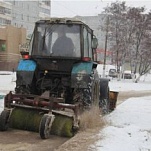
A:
0,72,16,113
88,74,151,151
0,72,16,94
89,96,151,151
109,78,151,92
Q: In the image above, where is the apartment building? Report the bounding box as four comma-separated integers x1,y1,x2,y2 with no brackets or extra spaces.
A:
0,1,12,26
10,0,51,36
0,0,51,36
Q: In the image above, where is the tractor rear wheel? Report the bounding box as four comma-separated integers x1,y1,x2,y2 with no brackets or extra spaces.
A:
73,69,100,111
99,98,110,114
82,82,99,109
0,110,10,131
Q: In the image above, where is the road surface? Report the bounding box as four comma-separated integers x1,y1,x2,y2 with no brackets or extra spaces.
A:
0,90,151,151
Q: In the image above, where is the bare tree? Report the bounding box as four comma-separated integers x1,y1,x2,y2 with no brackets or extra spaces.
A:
126,7,151,82
103,1,128,80
102,1,151,82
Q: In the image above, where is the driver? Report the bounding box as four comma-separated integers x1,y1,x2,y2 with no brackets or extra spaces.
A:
52,28,74,56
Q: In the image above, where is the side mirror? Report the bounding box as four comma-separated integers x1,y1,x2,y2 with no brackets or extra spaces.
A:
92,37,98,49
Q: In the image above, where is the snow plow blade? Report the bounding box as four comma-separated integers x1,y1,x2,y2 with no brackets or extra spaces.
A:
0,92,79,139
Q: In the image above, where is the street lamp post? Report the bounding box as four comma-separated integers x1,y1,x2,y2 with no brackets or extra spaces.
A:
103,16,109,78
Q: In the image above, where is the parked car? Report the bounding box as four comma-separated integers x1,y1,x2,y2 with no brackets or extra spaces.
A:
109,69,117,78
122,70,132,79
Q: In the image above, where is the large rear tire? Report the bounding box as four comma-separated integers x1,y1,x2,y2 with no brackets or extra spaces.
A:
99,98,110,114
0,110,10,131
39,114,55,139
73,69,100,111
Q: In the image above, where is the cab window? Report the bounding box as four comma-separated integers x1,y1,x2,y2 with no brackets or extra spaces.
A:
83,27,92,59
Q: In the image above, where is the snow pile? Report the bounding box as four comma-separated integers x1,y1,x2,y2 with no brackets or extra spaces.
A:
90,97,151,151
0,71,16,94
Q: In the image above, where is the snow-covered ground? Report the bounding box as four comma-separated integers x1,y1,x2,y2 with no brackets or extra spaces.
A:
0,71,16,94
90,96,151,151
90,74,151,151
0,72,151,151
109,77,151,92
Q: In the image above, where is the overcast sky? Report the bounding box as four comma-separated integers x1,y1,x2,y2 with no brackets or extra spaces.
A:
51,0,151,17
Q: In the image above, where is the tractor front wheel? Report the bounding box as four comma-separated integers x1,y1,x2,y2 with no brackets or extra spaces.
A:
39,114,55,139
0,110,10,131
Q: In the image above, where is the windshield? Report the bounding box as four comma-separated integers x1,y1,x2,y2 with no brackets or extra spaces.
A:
31,24,81,57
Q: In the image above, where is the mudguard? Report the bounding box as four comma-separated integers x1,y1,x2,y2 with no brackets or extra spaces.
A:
99,78,110,114
16,60,37,86
99,78,110,100
17,60,36,71
71,62,93,88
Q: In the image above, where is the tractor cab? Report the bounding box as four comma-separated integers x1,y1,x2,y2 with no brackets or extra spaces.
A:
29,18,98,60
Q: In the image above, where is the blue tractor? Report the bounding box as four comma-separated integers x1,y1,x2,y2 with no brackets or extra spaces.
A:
0,18,111,139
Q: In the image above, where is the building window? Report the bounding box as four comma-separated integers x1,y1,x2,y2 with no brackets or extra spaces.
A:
14,1,18,6
0,17,11,25
43,1,50,6
27,15,29,21
21,14,23,20
0,6,11,15
40,7,50,15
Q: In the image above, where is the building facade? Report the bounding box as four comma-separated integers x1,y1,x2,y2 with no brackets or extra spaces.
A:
10,0,51,36
0,1,12,26
0,25,26,71
0,0,51,36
